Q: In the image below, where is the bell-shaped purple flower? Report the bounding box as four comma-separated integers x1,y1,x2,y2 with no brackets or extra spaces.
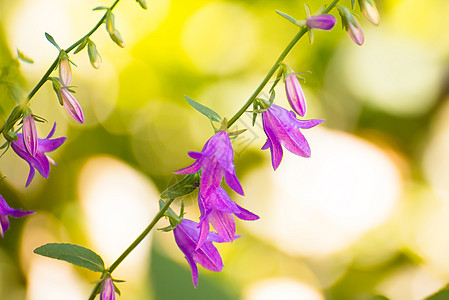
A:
60,88,85,124
197,186,259,249
0,194,35,238
100,276,115,300
175,131,244,198
285,73,307,117
173,218,229,287
306,14,337,30
262,104,323,170
11,122,66,187
22,115,38,156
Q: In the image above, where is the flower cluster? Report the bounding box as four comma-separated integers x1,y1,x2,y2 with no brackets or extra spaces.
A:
174,130,259,286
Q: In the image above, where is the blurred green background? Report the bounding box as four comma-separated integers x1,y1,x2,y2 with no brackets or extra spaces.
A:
1,0,449,299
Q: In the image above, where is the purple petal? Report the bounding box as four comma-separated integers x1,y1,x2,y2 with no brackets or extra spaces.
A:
224,171,244,196
174,160,202,174
100,277,115,300
294,118,324,129
196,216,211,250
25,167,36,187
38,136,66,152
234,203,260,221
185,252,199,288
208,210,235,242
46,122,57,139
0,215,9,238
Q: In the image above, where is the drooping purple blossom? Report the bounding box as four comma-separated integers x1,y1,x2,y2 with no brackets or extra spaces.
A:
11,122,66,187
262,104,323,170
285,73,307,117
175,131,244,198
173,218,230,287
22,115,38,156
0,194,35,238
197,186,259,249
100,276,115,300
306,14,337,30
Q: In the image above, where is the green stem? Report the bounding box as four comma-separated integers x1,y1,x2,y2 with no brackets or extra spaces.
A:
87,198,176,300
227,0,340,128
26,0,121,102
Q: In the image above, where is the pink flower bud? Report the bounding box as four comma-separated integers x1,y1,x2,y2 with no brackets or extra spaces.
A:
60,88,84,123
100,277,115,300
59,58,72,87
306,14,337,30
22,115,38,156
361,0,380,26
347,17,364,46
285,73,307,117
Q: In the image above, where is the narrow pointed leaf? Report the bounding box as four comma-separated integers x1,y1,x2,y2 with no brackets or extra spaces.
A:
34,243,105,272
92,6,109,11
276,10,299,26
161,173,200,199
74,38,88,54
184,96,221,122
45,33,60,50
17,50,34,63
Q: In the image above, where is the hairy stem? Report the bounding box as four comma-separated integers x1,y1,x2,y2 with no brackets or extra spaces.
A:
227,0,340,127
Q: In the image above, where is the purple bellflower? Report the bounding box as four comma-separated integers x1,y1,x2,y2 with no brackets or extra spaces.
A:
58,57,85,123
262,104,323,170
22,115,38,156
197,186,259,249
0,194,35,238
11,123,66,187
100,276,115,300
173,218,230,287
175,131,244,198
306,14,337,30
285,73,307,117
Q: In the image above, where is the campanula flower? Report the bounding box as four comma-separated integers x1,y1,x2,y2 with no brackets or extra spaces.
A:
22,115,38,156
173,218,229,287
100,276,115,300
197,186,259,249
175,131,244,198
262,104,323,170
306,14,337,30
285,73,307,117
11,122,66,187
0,194,35,238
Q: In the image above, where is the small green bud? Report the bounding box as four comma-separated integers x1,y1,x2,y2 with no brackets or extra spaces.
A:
87,40,102,69
136,0,148,9
106,11,125,48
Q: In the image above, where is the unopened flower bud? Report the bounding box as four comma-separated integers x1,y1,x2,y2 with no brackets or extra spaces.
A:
100,276,115,300
338,6,364,46
22,114,38,156
359,0,379,26
59,54,72,87
306,14,337,30
285,73,307,117
60,89,84,124
87,40,102,69
106,11,125,48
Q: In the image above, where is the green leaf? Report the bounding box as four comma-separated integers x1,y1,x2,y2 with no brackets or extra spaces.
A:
184,96,221,122
34,243,105,273
74,38,88,54
92,6,109,11
17,49,34,63
426,283,449,300
136,0,148,9
160,173,200,199
45,32,60,50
